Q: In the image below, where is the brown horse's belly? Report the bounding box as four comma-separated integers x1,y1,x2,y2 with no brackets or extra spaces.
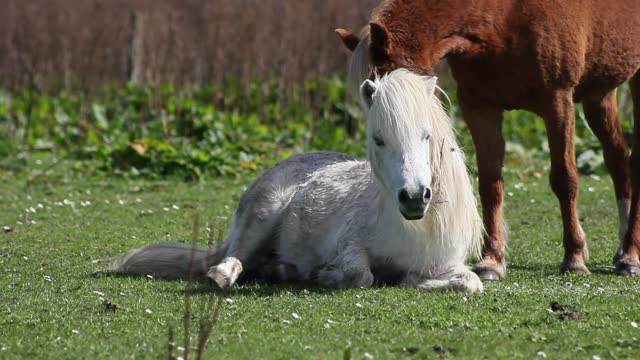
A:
450,59,547,112
451,51,640,111
575,7,640,100
574,59,640,101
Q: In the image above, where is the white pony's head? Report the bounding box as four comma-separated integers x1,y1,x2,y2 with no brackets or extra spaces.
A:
360,69,438,220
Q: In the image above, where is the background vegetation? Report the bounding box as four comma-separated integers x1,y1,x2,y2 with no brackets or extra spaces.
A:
1,0,634,179
0,80,635,181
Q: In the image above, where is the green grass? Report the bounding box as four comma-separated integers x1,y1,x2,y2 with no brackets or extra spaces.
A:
1,158,640,360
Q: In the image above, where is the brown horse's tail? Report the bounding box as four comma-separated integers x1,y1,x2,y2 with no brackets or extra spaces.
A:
110,243,224,279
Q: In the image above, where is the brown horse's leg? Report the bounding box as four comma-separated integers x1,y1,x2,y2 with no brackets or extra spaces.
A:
617,73,640,275
459,95,506,280
582,91,632,265
544,90,589,274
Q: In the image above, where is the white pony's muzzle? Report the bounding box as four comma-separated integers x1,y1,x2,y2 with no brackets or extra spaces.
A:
398,186,432,220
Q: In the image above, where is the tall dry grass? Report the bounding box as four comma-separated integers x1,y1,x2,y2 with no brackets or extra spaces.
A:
0,0,379,91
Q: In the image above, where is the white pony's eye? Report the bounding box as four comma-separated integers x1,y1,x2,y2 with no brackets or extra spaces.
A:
424,133,431,141
373,135,385,147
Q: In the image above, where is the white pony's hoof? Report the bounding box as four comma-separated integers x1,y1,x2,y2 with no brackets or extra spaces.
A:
454,271,483,293
207,257,243,289
343,267,374,288
316,266,374,289
414,270,483,293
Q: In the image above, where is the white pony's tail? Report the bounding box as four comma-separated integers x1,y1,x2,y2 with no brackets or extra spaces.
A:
109,243,222,279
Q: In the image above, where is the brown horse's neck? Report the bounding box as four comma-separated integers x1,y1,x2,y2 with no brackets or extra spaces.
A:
373,0,513,72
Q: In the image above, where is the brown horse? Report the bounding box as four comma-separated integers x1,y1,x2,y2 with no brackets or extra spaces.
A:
336,0,640,279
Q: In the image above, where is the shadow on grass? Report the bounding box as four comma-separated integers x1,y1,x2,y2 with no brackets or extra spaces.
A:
184,283,339,297
94,266,626,301
91,270,340,296
508,263,559,275
507,261,619,277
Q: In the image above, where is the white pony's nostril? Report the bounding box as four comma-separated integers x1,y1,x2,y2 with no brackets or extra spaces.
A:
424,187,432,201
398,189,411,204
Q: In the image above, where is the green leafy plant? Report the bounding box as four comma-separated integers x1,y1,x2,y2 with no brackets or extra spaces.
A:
0,79,633,179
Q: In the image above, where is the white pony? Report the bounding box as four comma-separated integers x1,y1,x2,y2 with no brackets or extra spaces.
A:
112,69,483,292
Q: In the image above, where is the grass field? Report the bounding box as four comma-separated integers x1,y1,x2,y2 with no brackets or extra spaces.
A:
1,156,639,360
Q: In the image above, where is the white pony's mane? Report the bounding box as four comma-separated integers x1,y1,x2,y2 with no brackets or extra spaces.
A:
347,32,371,100
368,69,482,260
368,70,434,146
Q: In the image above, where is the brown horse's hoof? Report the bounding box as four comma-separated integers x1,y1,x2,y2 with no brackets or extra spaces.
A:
614,259,640,276
615,264,639,276
476,270,501,281
613,254,640,276
560,255,590,275
559,263,590,275
472,261,505,281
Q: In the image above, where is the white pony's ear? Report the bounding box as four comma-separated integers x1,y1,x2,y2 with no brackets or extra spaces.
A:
425,76,438,95
360,79,377,109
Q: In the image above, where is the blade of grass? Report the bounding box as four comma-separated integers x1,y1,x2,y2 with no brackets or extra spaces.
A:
183,207,201,360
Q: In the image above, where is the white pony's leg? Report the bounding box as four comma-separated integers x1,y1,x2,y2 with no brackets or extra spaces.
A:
403,267,483,293
207,217,274,288
208,153,357,288
207,202,286,288
316,244,374,288
207,256,243,289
